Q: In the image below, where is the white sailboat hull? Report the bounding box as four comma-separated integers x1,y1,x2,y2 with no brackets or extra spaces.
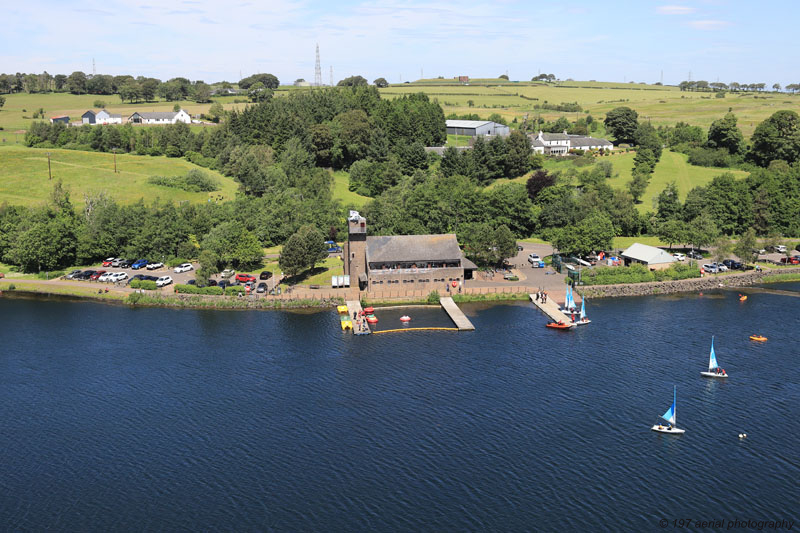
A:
574,319,591,325
651,425,685,434
700,371,728,379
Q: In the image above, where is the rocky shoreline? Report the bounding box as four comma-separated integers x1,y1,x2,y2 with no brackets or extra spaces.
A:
579,267,800,298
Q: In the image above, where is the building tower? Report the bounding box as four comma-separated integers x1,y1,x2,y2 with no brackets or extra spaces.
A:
314,44,322,87
343,210,368,292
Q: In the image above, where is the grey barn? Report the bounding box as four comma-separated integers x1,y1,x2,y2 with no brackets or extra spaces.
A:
446,119,510,137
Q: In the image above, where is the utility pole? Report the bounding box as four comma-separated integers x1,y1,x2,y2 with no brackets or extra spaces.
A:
112,148,117,173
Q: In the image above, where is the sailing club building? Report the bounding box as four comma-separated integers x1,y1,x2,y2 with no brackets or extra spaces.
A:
342,212,477,292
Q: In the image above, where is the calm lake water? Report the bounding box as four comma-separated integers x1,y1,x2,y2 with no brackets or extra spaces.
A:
1,287,798,531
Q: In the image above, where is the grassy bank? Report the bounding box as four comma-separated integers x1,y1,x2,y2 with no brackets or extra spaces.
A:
126,292,343,309
0,281,128,301
760,272,800,283
0,145,238,206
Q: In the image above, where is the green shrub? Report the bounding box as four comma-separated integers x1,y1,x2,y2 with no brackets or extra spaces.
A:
35,270,65,279
166,258,188,268
175,284,223,295
427,290,441,304
185,151,217,169
582,263,701,285
148,169,219,192
129,279,158,290
225,285,246,296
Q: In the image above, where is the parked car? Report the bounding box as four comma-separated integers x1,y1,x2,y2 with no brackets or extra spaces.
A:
128,274,145,284
99,272,114,282
66,269,82,279
156,275,173,287
688,250,703,260
702,263,719,273
236,273,257,283
146,262,164,270
142,275,158,282
111,258,122,267
722,259,742,270
78,270,96,280
173,263,193,273
256,282,267,293
517,244,524,251
779,257,800,265
712,262,728,272
221,269,235,279
259,271,273,280
527,253,541,264
217,280,230,289
769,245,787,253
673,253,686,261
90,270,106,281
119,260,133,268
752,248,766,255
110,272,128,282
102,257,116,267
131,259,149,270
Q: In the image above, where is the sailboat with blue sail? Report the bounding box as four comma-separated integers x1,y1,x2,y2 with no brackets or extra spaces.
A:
651,385,686,434
700,336,728,378
575,296,591,325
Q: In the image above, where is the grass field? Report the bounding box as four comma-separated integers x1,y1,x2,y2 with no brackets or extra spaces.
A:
0,145,239,206
492,149,748,212
332,170,370,207
381,80,800,138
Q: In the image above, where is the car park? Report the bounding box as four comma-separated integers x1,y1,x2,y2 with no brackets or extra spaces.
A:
156,276,173,287
236,273,257,283
131,259,149,270
256,282,267,293
259,271,273,280
174,263,193,273
102,257,116,267
146,262,164,270
673,253,686,261
66,270,82,279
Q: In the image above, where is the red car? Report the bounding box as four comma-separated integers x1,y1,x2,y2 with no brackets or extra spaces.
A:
235,273,257,283
102,257,115,267
90,270,107,280
780,257,800,265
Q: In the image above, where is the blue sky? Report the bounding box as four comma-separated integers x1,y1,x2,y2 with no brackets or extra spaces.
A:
2,0,797,86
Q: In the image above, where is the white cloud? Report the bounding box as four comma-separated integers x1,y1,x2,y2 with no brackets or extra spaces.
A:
687,19,730,30
656,5,696,15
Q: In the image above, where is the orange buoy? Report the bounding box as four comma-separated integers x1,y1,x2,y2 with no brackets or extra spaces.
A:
367,316,378,324
364,307,374,314
400,315,411,322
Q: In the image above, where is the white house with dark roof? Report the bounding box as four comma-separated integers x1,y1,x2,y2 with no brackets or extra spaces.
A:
620,243,676,271
128,109,191,125
446,119,510,137
82,109,122,125
529,130,613,155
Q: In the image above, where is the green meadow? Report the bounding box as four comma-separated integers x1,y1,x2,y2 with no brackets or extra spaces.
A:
0,145,239,206
382,79,800,138
332,170,370,207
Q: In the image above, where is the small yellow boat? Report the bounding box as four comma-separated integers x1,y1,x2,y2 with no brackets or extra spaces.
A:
749,334,767,342
341,320,353,330
337,305,349,314
739,295,748,301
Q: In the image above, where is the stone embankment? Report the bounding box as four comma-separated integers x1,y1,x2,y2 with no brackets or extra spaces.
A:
580,267,800,299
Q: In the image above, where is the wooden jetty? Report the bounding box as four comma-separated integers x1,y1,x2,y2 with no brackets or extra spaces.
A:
529,293,575,328
346,300,371,335
440,297,475,331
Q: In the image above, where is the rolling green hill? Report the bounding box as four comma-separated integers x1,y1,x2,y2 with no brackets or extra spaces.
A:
0,145,239,206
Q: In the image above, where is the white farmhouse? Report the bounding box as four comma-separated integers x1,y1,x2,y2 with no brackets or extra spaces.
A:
128,109,191,125
82,109,123,125
529,130,613,155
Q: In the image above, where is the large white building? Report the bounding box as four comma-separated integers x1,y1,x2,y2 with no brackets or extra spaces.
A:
128,109,191,125
82,109,122,125
446,119,510,137
620,243,676,271
529,130,613,155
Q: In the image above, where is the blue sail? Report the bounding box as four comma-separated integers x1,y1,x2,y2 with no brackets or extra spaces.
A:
709,336,718,371
661,386,677,425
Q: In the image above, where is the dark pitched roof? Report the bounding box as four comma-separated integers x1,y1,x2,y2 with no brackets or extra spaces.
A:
366,234,462,263
568,135,613,147
130,111,178,120
541,132,569,141
530,138,545,147
82,110,96,117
